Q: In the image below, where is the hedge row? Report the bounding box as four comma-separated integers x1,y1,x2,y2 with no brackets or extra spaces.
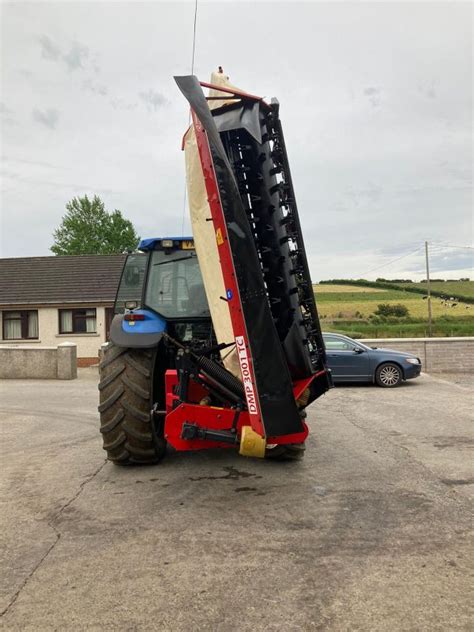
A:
318,279,474,304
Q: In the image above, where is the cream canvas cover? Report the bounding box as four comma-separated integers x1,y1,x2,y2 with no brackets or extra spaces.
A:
183,70,242,376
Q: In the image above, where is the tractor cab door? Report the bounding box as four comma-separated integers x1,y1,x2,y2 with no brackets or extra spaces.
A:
114,253,147,313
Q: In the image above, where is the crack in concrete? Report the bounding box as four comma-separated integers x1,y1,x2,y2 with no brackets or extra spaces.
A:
0,459,107,619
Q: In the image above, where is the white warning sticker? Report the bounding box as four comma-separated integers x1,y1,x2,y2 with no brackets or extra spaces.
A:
235,336,258,416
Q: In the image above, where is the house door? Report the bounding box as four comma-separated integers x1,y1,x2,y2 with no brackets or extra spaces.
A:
105,308,114,341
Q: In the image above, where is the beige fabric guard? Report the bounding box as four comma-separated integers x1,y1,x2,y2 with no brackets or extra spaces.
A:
183,71,242,376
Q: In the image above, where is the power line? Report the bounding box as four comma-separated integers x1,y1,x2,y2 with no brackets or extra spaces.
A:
180,0,198,236
353,239,473,279
431,242,474,251
425,240,433,337
354,246,423,278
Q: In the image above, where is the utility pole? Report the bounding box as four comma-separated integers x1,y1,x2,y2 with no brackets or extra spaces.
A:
425,240,433,337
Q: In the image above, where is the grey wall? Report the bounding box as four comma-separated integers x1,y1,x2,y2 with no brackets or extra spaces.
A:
0,343,77,379
360,337,474,374
0,338,472,379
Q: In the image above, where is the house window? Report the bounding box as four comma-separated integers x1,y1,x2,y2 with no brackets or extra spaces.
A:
2,310,39,340
59,309,96,334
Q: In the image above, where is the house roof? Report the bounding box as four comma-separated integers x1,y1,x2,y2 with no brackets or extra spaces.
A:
0,254,127,306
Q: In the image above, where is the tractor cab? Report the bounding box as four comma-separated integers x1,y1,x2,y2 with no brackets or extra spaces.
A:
110,237,212,348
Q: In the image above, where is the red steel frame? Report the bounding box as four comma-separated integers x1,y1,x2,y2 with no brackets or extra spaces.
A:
191,110,266,438
164,370,310,451
163,85,314,452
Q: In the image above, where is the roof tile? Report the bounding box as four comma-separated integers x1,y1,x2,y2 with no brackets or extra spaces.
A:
0,254,127,305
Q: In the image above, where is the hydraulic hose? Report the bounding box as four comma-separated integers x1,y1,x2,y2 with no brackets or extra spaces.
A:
164,333,245,401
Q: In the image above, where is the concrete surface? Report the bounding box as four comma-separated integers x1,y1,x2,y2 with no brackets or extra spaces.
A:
0,370,472,631
360,337,474,373
0,343,77,380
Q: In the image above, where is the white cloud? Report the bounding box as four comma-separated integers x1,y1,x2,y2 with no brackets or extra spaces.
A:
82,79,108,97
37,34,94,72
38,34,61,61
138,89,168,112
32,108,59,129
62,41,89,71
1,1,472,279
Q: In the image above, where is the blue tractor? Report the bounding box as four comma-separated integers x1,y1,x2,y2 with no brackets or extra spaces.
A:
99,236,215,464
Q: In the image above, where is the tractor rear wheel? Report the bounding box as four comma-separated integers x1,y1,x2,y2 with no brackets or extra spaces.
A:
265,443,306,461
98,343,166,465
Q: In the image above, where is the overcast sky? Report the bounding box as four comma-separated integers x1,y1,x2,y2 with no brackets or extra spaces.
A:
1,1,472,280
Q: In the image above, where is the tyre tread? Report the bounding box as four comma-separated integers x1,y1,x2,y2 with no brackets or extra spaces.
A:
100,408,125,434
98,344,166,465
265,443,306,461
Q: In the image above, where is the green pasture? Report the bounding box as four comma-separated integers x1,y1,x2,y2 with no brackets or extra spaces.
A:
314,282,474,338
398,281,474,299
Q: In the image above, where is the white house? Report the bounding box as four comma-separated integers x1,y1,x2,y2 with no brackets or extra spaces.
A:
0,254,126,365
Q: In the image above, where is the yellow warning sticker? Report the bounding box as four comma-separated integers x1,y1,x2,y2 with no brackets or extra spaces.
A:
216,228,224,246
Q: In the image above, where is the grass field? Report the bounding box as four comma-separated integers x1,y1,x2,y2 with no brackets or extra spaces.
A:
314,281,474,338
314,284,385,293
398,281,474,299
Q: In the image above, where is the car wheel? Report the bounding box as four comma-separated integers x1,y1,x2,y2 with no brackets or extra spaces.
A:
375,362,402,388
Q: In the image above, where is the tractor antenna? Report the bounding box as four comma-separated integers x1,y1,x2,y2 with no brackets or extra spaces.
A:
181,0,199,237
190,0,198,75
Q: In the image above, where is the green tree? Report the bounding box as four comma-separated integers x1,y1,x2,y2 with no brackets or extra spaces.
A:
51,195,139,255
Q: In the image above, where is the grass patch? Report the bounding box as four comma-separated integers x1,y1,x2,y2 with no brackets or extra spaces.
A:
328,319,474,339
398,281,474,299
312,283,386,293
315,283,474,338
318,279,474,304
316,290,409,302
317,297,467,319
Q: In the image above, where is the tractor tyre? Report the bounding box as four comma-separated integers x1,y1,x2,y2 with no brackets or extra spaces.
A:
265,443,306,461
98,343,166,465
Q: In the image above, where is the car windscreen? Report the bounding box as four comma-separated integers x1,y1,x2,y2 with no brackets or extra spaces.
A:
144,250,210,319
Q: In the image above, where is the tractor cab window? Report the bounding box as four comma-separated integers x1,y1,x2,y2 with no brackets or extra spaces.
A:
115,254,147,313
145,250,209,319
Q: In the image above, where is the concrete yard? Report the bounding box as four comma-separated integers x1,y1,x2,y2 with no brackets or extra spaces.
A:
0,370,472,631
